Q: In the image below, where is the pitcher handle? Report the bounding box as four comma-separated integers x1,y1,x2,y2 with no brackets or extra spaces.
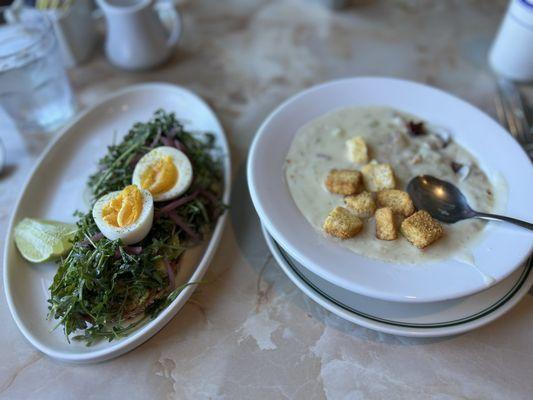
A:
155,1,181,49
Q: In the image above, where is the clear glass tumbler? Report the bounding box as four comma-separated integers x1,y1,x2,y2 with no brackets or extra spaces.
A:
0,7,76,134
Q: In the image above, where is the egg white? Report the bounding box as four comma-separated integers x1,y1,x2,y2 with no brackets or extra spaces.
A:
132,146,193,202
92,189,154,245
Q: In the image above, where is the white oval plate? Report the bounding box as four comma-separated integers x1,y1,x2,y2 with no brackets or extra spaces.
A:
248,77,533,303
3,83,231,363
262,224,533,337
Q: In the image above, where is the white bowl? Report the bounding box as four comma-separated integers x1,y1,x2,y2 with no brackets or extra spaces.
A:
248,77,533,303
3,83,231,363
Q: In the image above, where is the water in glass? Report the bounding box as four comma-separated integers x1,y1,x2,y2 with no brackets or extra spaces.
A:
0,8,75,133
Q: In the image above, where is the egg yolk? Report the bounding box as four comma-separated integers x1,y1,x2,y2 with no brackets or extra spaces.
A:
140,155,178,195
102,185,143,228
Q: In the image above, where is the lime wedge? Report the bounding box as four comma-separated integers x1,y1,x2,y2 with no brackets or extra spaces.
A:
14,218,77,263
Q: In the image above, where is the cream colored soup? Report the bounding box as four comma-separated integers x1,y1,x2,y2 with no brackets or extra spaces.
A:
285,106,503,266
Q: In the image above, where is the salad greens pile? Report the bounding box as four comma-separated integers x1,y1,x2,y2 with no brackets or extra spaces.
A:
48,110,224,345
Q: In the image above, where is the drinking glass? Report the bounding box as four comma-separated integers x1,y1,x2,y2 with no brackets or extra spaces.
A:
0,6,76,135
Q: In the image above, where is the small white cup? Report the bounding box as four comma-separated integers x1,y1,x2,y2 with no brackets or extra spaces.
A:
489,0,533,82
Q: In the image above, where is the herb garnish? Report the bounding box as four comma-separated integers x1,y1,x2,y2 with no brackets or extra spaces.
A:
48,110,225,345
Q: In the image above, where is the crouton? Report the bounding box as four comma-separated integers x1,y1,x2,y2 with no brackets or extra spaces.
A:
376,189,415,217
346,136,369,164
344,191,376,218
361,161,396,191
323,207,363,239
375,207,397,241
325,169,363,195
400,210,443,249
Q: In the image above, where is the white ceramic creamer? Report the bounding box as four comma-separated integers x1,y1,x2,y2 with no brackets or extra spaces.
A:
97,0,181,70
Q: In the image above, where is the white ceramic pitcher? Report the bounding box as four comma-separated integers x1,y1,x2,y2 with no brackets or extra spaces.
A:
97,0,181,70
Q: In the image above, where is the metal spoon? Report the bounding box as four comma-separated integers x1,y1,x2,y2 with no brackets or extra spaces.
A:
407,175,533,231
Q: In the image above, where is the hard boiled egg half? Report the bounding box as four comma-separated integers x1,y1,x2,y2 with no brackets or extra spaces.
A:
132,146,193,202
93,185,154,245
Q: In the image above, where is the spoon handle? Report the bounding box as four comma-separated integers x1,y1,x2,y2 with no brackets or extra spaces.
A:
474,212,533,231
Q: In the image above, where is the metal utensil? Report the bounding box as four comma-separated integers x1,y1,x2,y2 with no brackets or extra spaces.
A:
493,77,533,294
495,77,533,159
407,175,533,231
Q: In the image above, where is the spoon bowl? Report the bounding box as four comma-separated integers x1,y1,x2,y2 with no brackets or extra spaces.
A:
407,175,533,230
406,175,475,223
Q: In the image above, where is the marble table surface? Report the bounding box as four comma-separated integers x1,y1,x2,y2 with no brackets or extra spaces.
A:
1,0,532,399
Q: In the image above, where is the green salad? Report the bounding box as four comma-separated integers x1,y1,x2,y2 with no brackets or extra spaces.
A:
44,110,225,345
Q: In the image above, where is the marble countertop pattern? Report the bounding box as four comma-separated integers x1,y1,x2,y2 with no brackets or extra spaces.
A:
1,0,532,399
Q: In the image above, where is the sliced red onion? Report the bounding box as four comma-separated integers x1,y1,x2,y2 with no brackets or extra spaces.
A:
129,153,142,168
149,127,162,148
200,188,223,219
199,188,219,205
113,246,143,259
124,246,142,255
161,135,174,147
160,135,188,153
91,232,104,241
159,190,200,214
79,232,104,247
164,258,176,289
173,139,188,154
167,126,178,138
167,211,200,241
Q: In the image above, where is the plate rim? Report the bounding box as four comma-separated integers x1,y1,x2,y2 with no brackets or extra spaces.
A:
3,82,232,363
248,76,533,303
261,223,533,337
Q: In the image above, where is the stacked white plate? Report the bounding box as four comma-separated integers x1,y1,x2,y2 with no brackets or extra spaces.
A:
247,77,533,337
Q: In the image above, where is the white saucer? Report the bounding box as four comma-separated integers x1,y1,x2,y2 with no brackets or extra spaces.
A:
261,224,533,337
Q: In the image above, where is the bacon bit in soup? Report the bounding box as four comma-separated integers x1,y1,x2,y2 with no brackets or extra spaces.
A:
451,162,471,181
406,121,427,136
450,161,463,173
